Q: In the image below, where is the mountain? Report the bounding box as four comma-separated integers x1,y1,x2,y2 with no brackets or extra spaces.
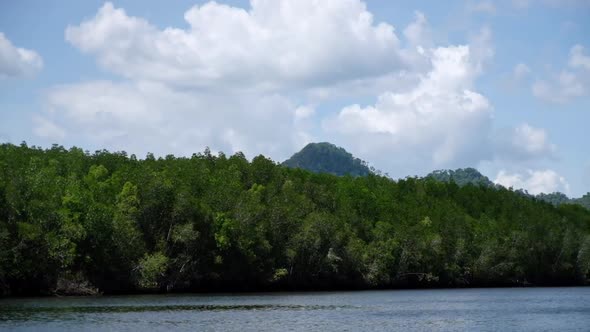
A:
538,192,590,210
426,168,494,187
282,142,371,176
426,169,589,211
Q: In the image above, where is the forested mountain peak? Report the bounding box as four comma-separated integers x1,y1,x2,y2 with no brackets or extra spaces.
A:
282,142,372,177
426,168,494,187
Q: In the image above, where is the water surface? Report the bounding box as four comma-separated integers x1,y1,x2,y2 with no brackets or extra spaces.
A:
1,287,589,331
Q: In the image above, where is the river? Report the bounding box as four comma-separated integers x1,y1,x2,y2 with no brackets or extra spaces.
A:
1,287,589,331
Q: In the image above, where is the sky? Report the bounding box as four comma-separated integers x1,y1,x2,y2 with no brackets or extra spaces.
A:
0,0,589,197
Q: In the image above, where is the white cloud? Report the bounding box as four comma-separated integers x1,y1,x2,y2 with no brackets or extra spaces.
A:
38,1,558,177
532,71,587,103
494,169,570,195
323,42,494,175
403,11,432,48
294,105,315,121
468,27,494,73
32,116,66,141
494,123,556,161
44,80,310,159
569,44,590,70
43,0,438,161
0,32,43,78
532,44,589,103
65,1,405,91
45,0,421,159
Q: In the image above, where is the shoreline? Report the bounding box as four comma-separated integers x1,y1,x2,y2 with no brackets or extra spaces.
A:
2,283,588,299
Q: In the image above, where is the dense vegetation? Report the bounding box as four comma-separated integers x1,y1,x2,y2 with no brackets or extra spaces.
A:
538,192,590,210
426,168,495,187
536,192,572,206
1,143,590,296
429,168,590,211
282,142,372,177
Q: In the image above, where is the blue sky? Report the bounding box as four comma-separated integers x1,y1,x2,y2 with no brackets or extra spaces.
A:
0,0,589,196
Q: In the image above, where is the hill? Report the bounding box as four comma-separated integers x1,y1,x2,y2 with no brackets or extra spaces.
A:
426,168,589,211
426,168,494,187
538,192,590,210
282,142,371,176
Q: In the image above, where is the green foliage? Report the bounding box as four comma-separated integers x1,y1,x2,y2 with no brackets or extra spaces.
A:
0,142,590,296
536,192,570,206
427,168,494,187
428,168,590,212
282,142,371,177
137,252,169,289
537,192,590,211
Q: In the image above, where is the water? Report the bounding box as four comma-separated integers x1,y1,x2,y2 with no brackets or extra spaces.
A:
1,287,589,331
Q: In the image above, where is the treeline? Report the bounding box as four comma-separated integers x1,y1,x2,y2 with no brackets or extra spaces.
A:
1,143,590,296
427,168,590,211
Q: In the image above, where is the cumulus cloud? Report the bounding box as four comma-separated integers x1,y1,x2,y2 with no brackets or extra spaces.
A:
65,1,404,91
323,42,494,176
494,169,570,195
0,32,43,78
38,1,558,176
42,0,436,160
403,11,432,48
494,123,556,161
45,0,421,158
532,44,589,103
44,80,310,159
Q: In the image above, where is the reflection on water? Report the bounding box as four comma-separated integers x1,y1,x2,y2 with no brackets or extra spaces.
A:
0,303,355,318
1,288,589,331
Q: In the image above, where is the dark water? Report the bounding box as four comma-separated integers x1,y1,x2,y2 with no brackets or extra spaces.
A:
1,287,589,331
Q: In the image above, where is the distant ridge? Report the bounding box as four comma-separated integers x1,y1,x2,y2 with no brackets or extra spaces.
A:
426,168,494,187
427,168,590,211
537,192,590,210
284,144,590,210
282,142,371,177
